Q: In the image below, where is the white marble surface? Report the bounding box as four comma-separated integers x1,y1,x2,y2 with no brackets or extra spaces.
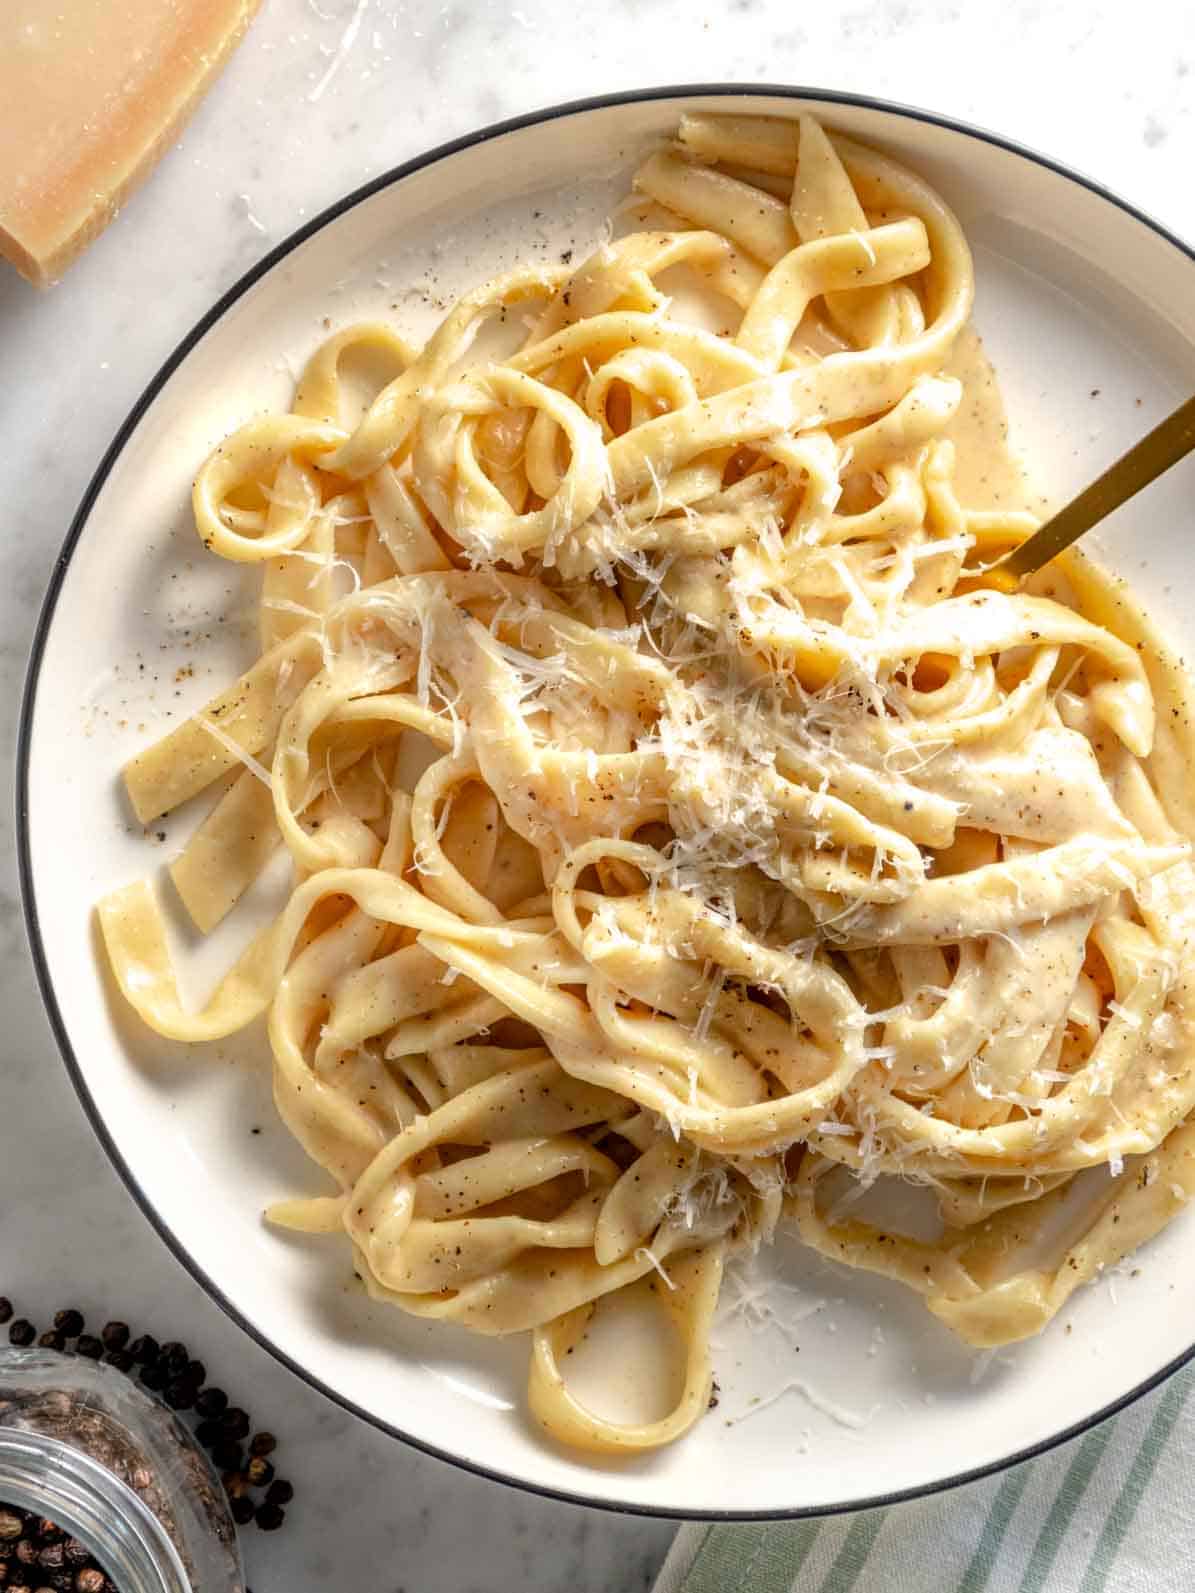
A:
2,2,1193,1588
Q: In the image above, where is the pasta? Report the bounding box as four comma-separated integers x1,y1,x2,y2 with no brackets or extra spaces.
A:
98,112,1195,1455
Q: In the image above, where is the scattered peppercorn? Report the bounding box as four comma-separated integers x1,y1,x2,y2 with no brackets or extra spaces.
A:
230,1497,255,1527
163,1380,196,1412
211,1442,243,1474
2,1301,291,1540
158,1344,189,1379
219,1408,249,1441
126,1336,158,1366
193,1389,227,1420
138,1363,167,1393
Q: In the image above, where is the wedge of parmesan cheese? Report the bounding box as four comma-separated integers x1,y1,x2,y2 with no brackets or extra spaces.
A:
1,0,260,287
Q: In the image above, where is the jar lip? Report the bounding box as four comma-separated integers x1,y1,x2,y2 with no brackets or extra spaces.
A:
0,1427,193,1593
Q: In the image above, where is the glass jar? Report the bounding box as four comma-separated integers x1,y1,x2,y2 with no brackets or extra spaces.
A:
0,1348,244,1593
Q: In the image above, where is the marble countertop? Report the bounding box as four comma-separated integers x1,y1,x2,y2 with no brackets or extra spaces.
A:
2,2,1192,1588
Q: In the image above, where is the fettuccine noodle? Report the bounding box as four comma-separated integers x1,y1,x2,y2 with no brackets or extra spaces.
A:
99,114,1195,1454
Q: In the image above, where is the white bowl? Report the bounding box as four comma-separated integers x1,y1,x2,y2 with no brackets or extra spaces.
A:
19,86,1195,1519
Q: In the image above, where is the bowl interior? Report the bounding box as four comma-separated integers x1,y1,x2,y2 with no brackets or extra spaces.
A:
23,89,1195,1516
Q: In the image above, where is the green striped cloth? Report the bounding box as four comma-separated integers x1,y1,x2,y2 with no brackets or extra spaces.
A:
655,1365,1193,1593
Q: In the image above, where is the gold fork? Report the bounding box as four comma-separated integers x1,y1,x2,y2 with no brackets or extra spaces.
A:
984,393,1195,593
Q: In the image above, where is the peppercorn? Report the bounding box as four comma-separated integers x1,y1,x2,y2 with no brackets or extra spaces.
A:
36,1545,63,1571
73,1338,102,1362
35,1333,64,1354
221,1471,248,1500
126,1335,158,1365
103,1351,134,1375
246,1457,274,1488
0,1514,21,1541
264,1479,293,1507
211,1441,243,1473
163,1380,195,1413
0,1300,12,1327
138,1362,166,1393
182,1360,205,1388
75,1571,106,1593
194,1419,222,1448
14,1542,36,1566
158,1343,188,1378
52,1311,84,1339
7,1322,34,1349
248,1432,276,1458
230,1497,255,1527
60,1545,87,1570
193,1388,228,1419
255,1502,285,1532
98,1322,129,1352
219,1407,249,1440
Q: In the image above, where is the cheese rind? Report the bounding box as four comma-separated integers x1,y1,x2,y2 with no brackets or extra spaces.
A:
0,0,261,287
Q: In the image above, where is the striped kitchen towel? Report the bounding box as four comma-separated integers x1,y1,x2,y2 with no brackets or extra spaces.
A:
654,1364,1194,1593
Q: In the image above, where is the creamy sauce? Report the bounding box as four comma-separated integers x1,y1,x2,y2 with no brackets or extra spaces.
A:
943,324,1035,511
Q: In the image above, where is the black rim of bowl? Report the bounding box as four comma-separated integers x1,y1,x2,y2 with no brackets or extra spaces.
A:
16,82,1195,1522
